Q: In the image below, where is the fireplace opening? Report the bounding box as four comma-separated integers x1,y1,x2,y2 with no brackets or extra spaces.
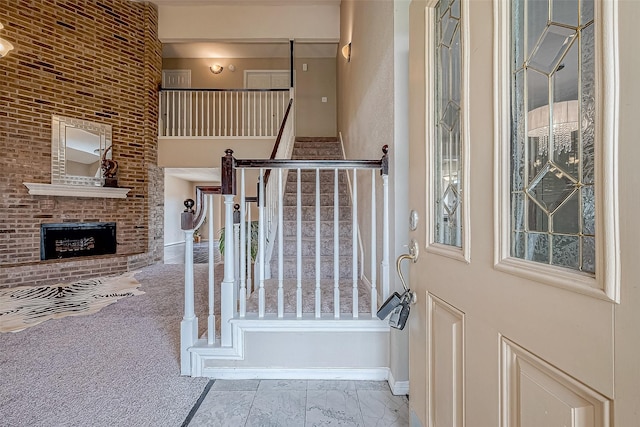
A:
40,222,117,260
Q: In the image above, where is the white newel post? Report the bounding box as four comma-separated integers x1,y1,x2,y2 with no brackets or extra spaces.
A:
181,229,198,375
381,147,390,300
221,195,235,347
220,194,236,347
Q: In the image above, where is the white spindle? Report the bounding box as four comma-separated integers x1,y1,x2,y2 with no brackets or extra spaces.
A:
370,169,377,316
246,200,252,299
258,169,266,317
334,168,340,318
352,169,358,318
296,168,302,318
278,169,284,317
382,173,390,299
194,91,198,137
259,92,263,136
242,92,245,137
315,168,321,318
224,91,228,136
240,170,246,317
221,195,235,347
207,92,210,137
235,92,239,136
180,229,197,375
207,194,216,344
218,92,222,137
270,92,274,136
188,91,192,136
167,92,172,136
253,92,257,136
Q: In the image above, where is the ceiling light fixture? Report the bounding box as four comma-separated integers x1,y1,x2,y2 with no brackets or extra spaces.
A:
341,42,351,62
528,100,579,155
0,23,14,58
209,64,223,74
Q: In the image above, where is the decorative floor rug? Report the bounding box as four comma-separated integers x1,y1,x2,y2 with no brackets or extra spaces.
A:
0,273,144,333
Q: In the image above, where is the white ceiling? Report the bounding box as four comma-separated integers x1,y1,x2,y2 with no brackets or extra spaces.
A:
165,168,220,182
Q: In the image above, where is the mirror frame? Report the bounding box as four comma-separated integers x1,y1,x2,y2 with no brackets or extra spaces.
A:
51,115,112,186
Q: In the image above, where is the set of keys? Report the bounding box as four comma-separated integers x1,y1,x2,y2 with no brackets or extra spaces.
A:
376,248,419,330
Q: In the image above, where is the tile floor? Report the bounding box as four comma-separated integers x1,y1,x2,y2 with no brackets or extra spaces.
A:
186,379,409,427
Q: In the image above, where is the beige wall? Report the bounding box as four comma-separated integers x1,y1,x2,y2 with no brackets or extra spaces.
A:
163,56,337,137
163,57,290,88
158,4,339,42
294,57,337,137
338,0,411,386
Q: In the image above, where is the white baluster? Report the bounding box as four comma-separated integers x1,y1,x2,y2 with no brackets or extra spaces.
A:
235,92,239,136
270,92,274,136
259,92,263,137
240,170,246,317
258,169,266,317
207,194,216,344
181,229,197,375
221,195,235,347
242,91,245,137
246,200,252,300
207,92,210,137
370,169,377,316
296,168,302,318
382,173,390,299
334,168,340,318
315,168,321,318
188,90,192,136
194,91,198,137
218,92,222,137
253,92,257,136
352,169,358,318
224,91,228,136
278,169,284,317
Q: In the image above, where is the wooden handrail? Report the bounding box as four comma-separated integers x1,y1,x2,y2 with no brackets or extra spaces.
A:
263,98,294,185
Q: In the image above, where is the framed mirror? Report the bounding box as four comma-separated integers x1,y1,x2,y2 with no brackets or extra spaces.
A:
51,115,112,186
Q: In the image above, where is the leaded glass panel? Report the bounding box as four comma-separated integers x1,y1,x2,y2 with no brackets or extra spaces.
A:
434,0,463,248
510,0,594,274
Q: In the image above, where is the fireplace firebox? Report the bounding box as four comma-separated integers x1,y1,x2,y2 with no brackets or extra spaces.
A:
40,222,117,260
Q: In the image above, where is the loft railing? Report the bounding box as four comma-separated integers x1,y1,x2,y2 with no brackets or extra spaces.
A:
159,88,291,138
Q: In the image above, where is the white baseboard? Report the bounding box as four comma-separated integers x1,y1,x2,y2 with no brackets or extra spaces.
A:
201,367,390,381
388,370,410,395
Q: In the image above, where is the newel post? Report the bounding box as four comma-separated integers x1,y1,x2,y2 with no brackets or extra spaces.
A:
180,198,197,376
381,145,390,300
221,149,237,347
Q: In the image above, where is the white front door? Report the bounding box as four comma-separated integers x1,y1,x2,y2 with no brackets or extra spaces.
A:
406,0,626,426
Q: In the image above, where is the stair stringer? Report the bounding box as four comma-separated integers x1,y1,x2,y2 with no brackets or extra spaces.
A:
187,314,391,380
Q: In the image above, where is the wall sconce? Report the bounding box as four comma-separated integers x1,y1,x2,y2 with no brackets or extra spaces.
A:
209,64,223,74
341,42,351,62
0,23,14,58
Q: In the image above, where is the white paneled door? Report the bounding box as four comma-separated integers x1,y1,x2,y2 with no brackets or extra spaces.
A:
405,0,626,426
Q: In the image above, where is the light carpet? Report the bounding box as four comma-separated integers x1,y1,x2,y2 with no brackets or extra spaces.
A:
0,264,211,427
0,273,144,333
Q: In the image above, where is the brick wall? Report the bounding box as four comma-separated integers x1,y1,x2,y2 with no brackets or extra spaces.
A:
0,0,163,288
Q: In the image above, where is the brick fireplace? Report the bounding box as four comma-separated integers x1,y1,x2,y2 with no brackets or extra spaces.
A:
0,1,164,288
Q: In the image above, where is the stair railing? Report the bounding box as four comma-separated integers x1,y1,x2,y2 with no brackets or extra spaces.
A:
220,146,390,325
159,88,290,138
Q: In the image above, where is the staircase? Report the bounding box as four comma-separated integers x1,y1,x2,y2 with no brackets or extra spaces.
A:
180,136,393,383
271,137,355,281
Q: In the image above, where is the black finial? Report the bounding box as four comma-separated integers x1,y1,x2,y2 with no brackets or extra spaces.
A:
184,199,195,213
225,149,234,156
382,145,389,155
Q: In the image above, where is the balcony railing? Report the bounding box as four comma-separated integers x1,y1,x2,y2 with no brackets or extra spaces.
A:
159,88,291,138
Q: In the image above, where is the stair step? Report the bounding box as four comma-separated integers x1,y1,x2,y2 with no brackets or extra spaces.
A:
286,170,350,183
284,182,349,195
283,193,350,207
283,206,352,221
271,257,357,279
272,236,354,257
282,220,353,238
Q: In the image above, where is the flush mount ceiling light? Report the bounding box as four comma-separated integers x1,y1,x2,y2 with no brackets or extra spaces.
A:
0,23,15,58
341,42,351,62
209,64,223,74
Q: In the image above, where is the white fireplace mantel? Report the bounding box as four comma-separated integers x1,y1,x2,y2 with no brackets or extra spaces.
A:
23,183,131,199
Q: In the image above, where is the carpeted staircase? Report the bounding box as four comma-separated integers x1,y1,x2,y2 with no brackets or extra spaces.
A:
270,137,355,281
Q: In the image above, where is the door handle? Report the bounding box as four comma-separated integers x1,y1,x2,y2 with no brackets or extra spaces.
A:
396,239,419,299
